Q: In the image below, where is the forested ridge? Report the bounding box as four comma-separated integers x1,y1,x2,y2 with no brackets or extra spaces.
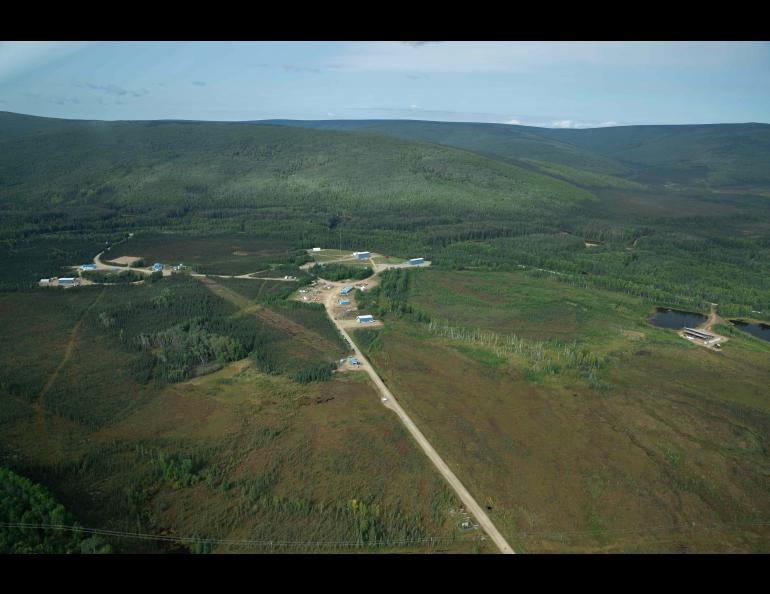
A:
1,111,769,320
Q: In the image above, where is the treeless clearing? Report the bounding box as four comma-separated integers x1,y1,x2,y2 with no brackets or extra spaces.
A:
105,256,142,266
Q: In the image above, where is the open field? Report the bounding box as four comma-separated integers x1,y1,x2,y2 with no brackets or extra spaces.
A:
103,256,142,266
105,233,300,276
352,269,770,553
409,268,656,343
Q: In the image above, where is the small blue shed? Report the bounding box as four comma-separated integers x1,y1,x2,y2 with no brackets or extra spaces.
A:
356,314,374,323
340,286,353,296
339,299,350,305
408,257,424,265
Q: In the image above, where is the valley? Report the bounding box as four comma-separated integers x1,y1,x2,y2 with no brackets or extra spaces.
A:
1,112,769,554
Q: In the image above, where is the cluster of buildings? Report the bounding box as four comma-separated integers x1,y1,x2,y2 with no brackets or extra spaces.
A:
338,286,375,324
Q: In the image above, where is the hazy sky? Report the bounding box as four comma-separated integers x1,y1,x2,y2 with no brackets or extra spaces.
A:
1,41,768,127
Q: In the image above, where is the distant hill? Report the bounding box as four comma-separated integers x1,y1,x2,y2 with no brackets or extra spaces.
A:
260,119,770,189
260,119,631,177
534,123,770,187
0,111,595,245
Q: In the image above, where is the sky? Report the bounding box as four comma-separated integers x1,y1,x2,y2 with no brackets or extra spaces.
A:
0,41,769,128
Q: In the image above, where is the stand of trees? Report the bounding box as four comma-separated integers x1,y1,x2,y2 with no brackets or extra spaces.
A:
0,466,111,554
310,263,372,281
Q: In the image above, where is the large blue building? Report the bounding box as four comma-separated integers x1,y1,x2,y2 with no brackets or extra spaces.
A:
353,251,371,260
408,257,425,265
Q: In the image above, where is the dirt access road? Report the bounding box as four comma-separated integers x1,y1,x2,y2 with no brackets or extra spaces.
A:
317,274,515,555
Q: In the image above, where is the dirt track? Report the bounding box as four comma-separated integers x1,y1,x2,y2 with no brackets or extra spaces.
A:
38,288,105,400
317,274,515,555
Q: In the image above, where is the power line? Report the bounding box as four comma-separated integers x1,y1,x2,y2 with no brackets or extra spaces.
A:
0,522,481,550
4,519,769,551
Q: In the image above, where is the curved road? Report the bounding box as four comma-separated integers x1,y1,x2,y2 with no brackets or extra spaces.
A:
319,276,515,554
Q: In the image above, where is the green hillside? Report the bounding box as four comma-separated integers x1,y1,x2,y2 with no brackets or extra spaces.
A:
262,119,631,177
0,111,593,238
535,123,770,187
262,119,770,189
1,112,770,318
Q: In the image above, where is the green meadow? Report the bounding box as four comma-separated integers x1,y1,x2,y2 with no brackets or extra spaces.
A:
353,268,770,552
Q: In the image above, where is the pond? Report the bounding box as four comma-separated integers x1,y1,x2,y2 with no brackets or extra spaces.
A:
730,320,770,343
648,308,706,330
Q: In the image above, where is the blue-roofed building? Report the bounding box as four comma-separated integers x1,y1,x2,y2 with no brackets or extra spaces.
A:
353,251,371,260
408,257,424,265
152,263,163,272
356,314,374,323
348,357,360,366
79,263,97,271
339,299,350,305
340,286,353,296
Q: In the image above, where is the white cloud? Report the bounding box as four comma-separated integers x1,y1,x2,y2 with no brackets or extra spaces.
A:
542,119,620,129
328,41,769,74
0,41,93,84
76,81,149,98
506,118,521,125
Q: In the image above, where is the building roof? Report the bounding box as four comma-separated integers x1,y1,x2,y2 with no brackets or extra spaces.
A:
683,327,715,339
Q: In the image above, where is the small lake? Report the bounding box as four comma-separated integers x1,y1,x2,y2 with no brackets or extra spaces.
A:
730,320,770,343
649,308,706,330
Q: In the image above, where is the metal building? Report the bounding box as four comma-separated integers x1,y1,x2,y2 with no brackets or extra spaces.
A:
683,327,719,344
408,257,425,265
353,251,371,260
356,314,374,323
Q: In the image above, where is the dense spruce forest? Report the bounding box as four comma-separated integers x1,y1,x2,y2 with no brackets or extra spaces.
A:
0,466,110,553
1,111,769,319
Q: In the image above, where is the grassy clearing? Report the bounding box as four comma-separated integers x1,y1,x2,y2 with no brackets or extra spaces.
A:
354,270,770,552
213,277,296,302
105,233,299,276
